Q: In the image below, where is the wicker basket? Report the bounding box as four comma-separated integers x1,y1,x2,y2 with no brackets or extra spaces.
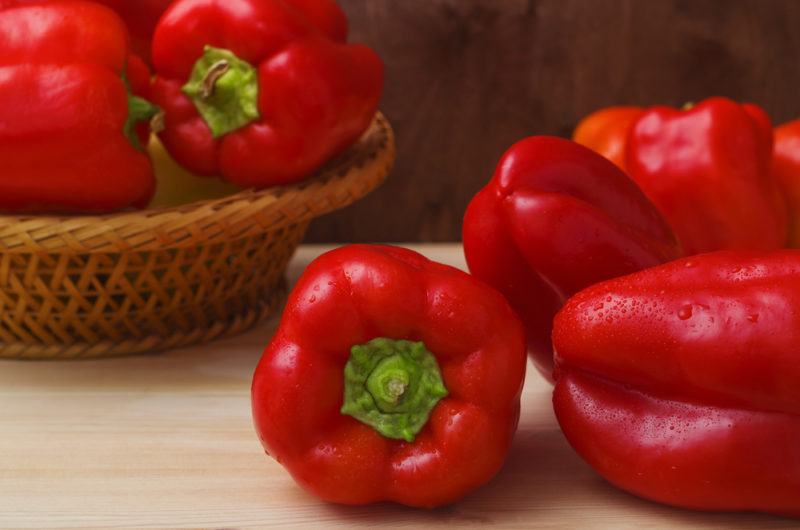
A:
0,113,394,360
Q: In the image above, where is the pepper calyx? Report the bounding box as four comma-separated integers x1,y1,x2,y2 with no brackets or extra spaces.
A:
182,45,260,138
341,338,448,443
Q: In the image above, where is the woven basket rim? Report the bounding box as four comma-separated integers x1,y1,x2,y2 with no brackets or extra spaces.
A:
0,112,394,254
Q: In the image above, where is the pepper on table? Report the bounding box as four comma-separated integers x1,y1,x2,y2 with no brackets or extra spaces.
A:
627,97,788,254
150,0,383,188
463,136,681,379
575,97,789,254
0,0,159,213
553,251,800,517
252,245,526,508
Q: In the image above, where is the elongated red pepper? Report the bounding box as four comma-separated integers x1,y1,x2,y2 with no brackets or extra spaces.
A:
627,97,788,254
463,137,680,378
252,245,526,507
553,251,800,517
773,119,800,247
151,0,382,187
0,0,158,213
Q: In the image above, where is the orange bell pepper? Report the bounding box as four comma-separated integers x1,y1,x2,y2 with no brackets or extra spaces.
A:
572,106,643,171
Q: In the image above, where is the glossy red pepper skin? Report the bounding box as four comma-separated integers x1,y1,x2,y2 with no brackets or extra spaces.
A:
252,245,526,508
151,0,382,187
4,0,173,64
462,137,680,379
0,0,156,213
773,119,800,247
553,251,800,517
627,97,788,254
572,106,643,171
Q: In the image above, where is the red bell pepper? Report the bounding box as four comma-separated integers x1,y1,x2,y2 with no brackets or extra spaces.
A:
572,106,643,171
150,0,382,187
773,119,800,247
463,137,680,378
0,0,158,213
252,245,526,507
553,251,800,517
627,97,788,254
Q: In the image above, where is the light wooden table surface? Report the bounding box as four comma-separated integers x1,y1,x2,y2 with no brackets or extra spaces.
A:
1,244,796,529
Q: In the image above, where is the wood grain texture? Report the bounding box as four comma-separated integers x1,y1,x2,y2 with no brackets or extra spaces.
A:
0,244,797,529
306,0,800,242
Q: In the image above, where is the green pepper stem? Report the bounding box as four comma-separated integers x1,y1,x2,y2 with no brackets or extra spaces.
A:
341,338,448,443
124,93,160,152
121,68,160,151
182,46,261,138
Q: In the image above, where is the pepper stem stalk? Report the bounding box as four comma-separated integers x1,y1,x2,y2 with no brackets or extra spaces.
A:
149,111,166,135
201,60,231,99
385,378,407,403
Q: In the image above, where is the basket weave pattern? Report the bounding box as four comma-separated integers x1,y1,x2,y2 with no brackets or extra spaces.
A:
0,113,394,359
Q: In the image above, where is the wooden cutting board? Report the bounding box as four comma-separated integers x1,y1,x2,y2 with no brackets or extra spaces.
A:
0,245,794,529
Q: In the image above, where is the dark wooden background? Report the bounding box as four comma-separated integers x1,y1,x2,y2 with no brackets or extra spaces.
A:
305,0,800,243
